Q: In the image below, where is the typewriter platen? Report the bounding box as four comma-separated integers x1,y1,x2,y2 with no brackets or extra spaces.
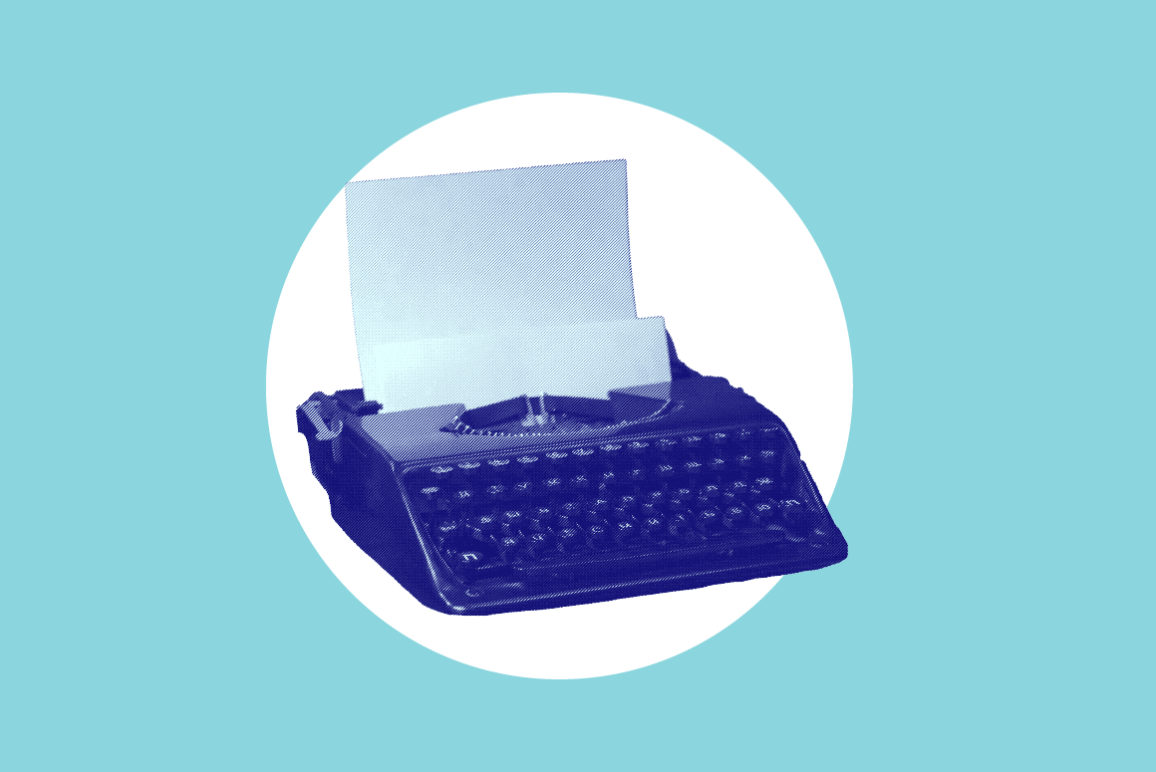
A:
297,160,848,615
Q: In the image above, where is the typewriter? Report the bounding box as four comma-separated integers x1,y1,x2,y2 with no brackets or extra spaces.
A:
297,160,848,615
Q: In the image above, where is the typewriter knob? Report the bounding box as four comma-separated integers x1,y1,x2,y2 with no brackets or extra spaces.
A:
654,438,678,455
682,461,704,479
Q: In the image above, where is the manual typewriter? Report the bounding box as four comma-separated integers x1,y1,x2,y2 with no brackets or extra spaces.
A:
297,160,847,615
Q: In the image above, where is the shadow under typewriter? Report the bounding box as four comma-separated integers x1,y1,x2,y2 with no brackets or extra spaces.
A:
298,364,848,615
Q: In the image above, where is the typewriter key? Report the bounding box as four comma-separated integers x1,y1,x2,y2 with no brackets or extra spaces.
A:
498,535,523,559
598,444,623,462
680,435,704,452
641,515,665,538
500,510,525,536
556,527,581,553
455,551,487,575
616,494,639,514
723,480,749,505
567,474,591,494
667,515,698,543
570,448,595,469
751,501,780,526
486,458,512,477
586,523,610,549
525,531,554,559
695,508,723,534
614,518,640,545
723,505,749,530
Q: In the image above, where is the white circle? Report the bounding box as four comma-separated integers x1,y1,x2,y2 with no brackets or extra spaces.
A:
266,94,852,679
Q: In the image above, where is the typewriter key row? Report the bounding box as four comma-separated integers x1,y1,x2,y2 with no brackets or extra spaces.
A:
424,497,823,579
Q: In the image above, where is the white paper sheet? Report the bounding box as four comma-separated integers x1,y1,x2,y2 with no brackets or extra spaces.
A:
344,160,671,411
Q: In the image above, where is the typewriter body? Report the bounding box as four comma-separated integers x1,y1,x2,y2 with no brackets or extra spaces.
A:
298,348,848,615
297,159,847,615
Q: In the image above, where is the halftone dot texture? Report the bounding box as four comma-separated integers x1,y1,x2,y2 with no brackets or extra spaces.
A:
345,160,670,411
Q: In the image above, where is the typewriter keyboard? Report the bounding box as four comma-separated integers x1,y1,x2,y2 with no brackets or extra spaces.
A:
401,426,836,584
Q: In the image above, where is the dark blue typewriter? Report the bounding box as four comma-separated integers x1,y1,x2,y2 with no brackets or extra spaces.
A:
297,160,847,615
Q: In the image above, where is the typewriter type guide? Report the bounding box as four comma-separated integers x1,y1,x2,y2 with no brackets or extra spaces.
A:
298,160,848,615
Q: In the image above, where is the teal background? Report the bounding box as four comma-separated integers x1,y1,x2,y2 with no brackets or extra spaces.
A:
2,1,1152,769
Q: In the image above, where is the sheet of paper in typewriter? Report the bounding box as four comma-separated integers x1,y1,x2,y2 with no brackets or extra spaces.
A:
344,159,672,413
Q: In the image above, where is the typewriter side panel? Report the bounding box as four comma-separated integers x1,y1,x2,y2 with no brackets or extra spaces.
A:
297,396,478,614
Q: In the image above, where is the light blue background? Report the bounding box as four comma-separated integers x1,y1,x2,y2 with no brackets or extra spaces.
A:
2,2,1151,769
